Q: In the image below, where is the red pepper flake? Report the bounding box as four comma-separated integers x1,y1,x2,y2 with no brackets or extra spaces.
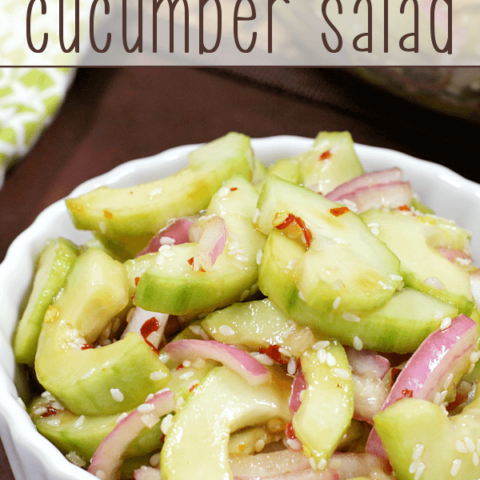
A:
401,388,413,398
141,318,160,340
189,383,198,393
320,150,332,160
330,206,350,217
398,205,411,212
275,214,313,249
176,364,185,371
40,404,59,418
80,344,94,350
145,340,159,355
230,187,238,191
103,210,113,220
446,389,467,413
259,344,289,365
188,257,194,266
391,367,402,383
337,384,342,388
285,422,298,440
134,276,140,286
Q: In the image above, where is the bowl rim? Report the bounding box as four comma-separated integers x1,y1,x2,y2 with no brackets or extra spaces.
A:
1,134,480,480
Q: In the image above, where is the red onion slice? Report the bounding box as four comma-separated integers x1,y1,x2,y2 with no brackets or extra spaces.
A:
367,314,478,458
121,307,169,349
88,389,175,480
437,248,472,264
329,452,392,480
234,469,339,480
230,449,311,478
133,466,161,480
193,215,227,271
326,168,403,202
328,182,412,214
137,217,195,256
345,347,390,379
289,369,306,414
165,339,270,385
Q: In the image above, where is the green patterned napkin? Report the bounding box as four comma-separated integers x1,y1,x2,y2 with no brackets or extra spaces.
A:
0,68,75,188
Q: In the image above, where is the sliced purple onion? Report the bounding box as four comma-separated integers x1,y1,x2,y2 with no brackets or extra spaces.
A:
133,466,161,480
137,217,195,256
328,182,412,214
345,347,390,379
289,369,306,414
165,339,270,385
367,314,478,458
88,389,175,480
437,248,472,264
326,168,403,202
193,215,227,271
121,307,169,349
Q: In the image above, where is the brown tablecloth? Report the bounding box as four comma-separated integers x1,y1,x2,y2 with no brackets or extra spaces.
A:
1,67,479,479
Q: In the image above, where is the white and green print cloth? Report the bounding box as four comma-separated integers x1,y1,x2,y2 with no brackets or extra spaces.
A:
0,68,75,188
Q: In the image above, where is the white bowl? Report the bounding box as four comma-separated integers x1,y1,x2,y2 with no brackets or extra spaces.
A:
1,135,480,480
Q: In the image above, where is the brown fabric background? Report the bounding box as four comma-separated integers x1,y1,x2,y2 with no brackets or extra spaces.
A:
1,67,479,479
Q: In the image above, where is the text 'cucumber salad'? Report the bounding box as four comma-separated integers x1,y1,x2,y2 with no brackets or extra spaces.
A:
13,132,480,480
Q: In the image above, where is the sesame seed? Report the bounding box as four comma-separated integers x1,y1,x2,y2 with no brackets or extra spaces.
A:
423,277,445,290
218,186,231,198
414,463,425,480
367,222,379,228
451,459,462,476
370,226,380,236
465,437,475,453
150,453,160,467
326,352,337,367
219,325,235,336
342,313,361,323
440,317,452,330
256,249,263,265
255,439,265,452
145,393,154,402
179,371,194,380
456,440,468,454
470,351,480,364
74,415,85,428
287,357,297,375
317,348,327,363
110,388,124,402
332,368,350,380
95,470,107,480
192,357,206,369
254,353,275,366
160,236,175,245
313,340,330,350
159,352,170,363
286,438,302,451
235,254,249,263
298,291,306,301
286,259,297,270
156,254,165,266
444,373,454,390
473,452,479,467
47,419,61,427
138,403,155,413
182,360,191,367
278,347,291,357
33,406,47,416
141,413,159,429
160,414,173,435
116,412,128,424
378,280,393,290
150,370,168,381
333,296,341,310
409,460,420,474
66,451,86,468
389,273,403,281
175,397,185,410
353,336,363,351
317,459,327,470
309,457,317,470
150,188,163,196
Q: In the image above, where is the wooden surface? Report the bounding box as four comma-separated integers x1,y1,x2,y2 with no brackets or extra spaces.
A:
1,66,480,479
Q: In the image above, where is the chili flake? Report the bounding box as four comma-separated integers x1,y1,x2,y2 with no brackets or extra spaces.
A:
134,276,140,286
259,344,289,365
330,206,349,217
398,205,411,212
320,150,332,160
230,187,238,191
401,388,413,398
80,344,94,350
103,210,113,220
275,214,313,248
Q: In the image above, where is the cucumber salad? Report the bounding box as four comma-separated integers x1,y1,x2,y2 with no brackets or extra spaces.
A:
13,132,480,480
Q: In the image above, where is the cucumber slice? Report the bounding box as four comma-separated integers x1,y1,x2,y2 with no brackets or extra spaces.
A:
293,344,354,468
35,248,170,416
361,209,474,314
375,396,480,480
29,395,163,462
259,230,459,353
160,366,291,480
131,176,266,316
257,175,401,315
66,132,254,237
14,238,78,366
